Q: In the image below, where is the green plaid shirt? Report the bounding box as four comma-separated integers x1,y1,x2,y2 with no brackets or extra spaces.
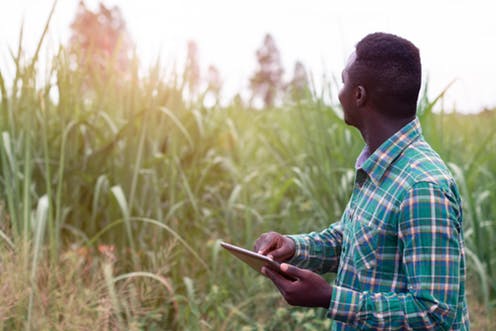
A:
288,118,469,330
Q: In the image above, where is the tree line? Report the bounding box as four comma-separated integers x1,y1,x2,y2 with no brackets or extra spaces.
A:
69,1,310,108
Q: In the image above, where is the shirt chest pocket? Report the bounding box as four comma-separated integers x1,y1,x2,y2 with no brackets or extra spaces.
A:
350,220,379,271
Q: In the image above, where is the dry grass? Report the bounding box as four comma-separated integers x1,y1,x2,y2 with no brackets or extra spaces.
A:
0,244,177,330
0,8,495,329
467,279,496,331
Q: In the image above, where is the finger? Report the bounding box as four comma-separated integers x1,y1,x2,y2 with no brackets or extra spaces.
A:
254,234,275,253
253,238,264,252
269,246,292,260
258,238,278,255
258,239,275,255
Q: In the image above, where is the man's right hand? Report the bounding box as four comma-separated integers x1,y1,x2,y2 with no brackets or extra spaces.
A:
254,231,296,262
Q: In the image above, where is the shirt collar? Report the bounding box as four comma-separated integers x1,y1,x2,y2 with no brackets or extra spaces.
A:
356,117,422,186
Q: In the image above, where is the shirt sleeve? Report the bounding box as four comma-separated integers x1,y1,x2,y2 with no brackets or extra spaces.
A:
285,221,343,274
328,181,464,330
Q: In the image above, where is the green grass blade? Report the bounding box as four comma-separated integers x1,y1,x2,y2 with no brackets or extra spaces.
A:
27,195,49,331
103,263,126,330
0,229,14,250
87,217,209,272
160,107,193,148
110,185,136,258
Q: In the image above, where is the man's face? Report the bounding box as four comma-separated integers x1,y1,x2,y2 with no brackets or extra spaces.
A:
338,52,360,128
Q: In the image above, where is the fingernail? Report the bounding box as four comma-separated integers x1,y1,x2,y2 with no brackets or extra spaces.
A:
280,263,289,272
267,254,274,260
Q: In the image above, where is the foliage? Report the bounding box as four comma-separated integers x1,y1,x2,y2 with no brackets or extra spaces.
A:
0,7,495,330
286,61,310,102
183,41,201,99
250,34,285,108
68,1,134,92
204,65,222,107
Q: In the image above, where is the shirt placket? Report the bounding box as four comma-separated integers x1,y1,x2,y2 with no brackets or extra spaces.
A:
349,169,367,212
336,169,368,286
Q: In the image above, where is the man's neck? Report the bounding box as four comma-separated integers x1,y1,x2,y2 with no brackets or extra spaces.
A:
360,114,415,154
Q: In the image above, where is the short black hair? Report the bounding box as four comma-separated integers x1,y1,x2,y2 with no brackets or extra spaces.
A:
350,32,421,118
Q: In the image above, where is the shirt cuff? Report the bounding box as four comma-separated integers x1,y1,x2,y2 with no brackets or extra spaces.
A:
284,234,308,266
327,285,362,326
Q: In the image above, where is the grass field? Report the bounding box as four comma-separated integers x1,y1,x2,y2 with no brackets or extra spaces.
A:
1,24,496,330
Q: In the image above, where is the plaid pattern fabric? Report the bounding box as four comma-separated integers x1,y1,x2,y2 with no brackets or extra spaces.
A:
287,118,469,330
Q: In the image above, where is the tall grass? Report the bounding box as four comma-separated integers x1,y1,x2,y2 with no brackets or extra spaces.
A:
0,14,496,330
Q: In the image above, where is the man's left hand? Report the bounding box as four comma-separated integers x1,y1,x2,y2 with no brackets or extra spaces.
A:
262,263,333,308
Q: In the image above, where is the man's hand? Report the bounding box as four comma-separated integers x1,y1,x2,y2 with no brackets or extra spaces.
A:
254,231,295,262
262,263,333,308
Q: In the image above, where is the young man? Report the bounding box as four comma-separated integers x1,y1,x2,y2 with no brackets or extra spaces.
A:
254,33,469,330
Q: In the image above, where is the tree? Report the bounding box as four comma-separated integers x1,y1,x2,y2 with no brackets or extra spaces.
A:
206,65,221,95
68,1,133,88
249,34,285,108
203,64,222,107
183,40,201,99
287,61,309,102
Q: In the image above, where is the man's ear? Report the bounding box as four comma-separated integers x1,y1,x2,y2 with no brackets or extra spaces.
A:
355,85,366,107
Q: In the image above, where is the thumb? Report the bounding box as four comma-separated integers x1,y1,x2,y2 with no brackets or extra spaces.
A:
280,263,305,278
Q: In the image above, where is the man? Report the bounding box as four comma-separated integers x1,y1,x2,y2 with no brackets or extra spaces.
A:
254,33,469,330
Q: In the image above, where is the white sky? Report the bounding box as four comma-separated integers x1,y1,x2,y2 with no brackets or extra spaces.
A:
1,0,495,112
